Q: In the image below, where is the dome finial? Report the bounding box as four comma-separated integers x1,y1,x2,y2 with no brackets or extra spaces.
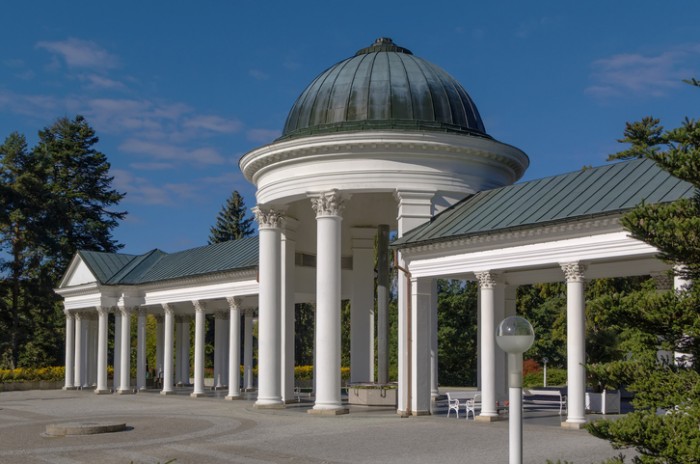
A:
355,37,413,56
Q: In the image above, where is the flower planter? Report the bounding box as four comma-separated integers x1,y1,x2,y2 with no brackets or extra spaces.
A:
347,383,397,406
585,389,621,414
0,380,64,392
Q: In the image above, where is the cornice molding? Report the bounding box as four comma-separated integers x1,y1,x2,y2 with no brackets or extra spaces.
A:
407,231,659,280
401,216,623,258
240,131,528,186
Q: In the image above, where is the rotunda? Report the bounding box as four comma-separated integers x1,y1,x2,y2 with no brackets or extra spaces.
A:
240,37,529,414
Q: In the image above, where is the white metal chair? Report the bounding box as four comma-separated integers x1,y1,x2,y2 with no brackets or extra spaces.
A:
465,393,481,420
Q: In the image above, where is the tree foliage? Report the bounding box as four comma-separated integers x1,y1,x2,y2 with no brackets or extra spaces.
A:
0,115,125,368
586,81,700,463
208,190,254,244
437,279,478,386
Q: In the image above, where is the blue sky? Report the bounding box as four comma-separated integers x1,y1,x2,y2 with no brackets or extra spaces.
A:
1,1,699,254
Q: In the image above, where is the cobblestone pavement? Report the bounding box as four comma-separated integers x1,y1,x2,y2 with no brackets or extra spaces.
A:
0,389,632,464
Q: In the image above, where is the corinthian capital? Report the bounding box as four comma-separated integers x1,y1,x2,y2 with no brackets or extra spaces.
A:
475,271,500,289
310,189,345,217
252,206,284,229
560,262,586,283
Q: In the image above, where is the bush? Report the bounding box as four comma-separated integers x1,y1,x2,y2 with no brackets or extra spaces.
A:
0,366,65,383
523,367,566,387
294,365,350,382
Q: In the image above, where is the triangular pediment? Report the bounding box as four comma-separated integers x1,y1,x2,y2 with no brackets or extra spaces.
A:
59,255,99,288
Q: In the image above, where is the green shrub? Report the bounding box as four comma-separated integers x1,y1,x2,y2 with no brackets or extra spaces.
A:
523,367,566,387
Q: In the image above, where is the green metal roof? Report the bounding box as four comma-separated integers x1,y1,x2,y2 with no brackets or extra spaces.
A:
279,37,489,141
72,237,259,287
393,158,695,248
78,250,138,284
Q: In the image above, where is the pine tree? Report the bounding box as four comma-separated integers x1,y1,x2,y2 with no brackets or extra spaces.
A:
35,115,126,277
586,81,700,463
0,116,126,367
208,190,254,244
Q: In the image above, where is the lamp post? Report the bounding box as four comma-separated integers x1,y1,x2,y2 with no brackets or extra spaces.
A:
542,357,548,388
496,316,535,464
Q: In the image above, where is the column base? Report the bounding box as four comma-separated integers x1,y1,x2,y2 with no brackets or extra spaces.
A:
62,386,78,390
308,407,349,416
94,389,111,395
254,401,285,409
561,420,587,430
160,390,177,395
117,389,133,395
190,392,207,398
225,395,242,401
475,414,501,423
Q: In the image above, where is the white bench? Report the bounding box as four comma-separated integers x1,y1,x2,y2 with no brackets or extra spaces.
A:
446,391,480,419
522,388,567,415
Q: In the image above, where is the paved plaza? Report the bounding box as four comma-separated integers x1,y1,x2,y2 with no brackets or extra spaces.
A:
0,389,632,464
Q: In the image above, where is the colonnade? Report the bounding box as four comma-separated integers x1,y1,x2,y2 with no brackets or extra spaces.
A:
62,299,258,398
253,189,440,415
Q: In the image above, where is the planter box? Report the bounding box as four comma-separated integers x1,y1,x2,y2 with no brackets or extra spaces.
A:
0,381,64,392
347,384,397,406
585,390,621,414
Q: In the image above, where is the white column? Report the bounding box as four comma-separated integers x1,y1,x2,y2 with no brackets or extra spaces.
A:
161,304,175,395
395,190,433,416
310,190,347,414
74,312,83,388
63,310,75,390
83,312,97,386
136,308,147,391
113,311,121,390
182,316,191,385
244,309,254,390
561,262,587,428
95,307,110,394
192,301,206,397
253,206,284,408
118,306,132,394
281,219,298,403
494,280,507,403
175,317,183,385
475,271,499,421
155,315,164,382
350,227,375,383
430,279,439,399
411,277,432,415
214,312,227,389
226,297,242,400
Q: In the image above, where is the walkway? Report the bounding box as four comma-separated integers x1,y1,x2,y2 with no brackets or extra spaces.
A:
0,389,633,464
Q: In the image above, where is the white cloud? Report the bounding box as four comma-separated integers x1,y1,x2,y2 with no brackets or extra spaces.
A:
129,162,176,170
119,138,226,165
586,45,700,99
246,128,280,143
78,74,126,90
36,38,120,70
183,115,242,133
249,68,269,80
113,169,202,205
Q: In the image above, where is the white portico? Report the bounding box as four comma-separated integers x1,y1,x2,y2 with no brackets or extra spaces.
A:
56,238,260,398
393,158,694,427
240,37,529,414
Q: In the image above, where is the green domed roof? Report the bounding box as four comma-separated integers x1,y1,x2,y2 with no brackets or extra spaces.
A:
280,38,489,141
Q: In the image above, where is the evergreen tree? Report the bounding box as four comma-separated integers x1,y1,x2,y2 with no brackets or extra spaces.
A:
437,279,478,386
36,115,126,277
586,81,700,463
0,132,47,367
208,190,254,244
0,116,125,367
